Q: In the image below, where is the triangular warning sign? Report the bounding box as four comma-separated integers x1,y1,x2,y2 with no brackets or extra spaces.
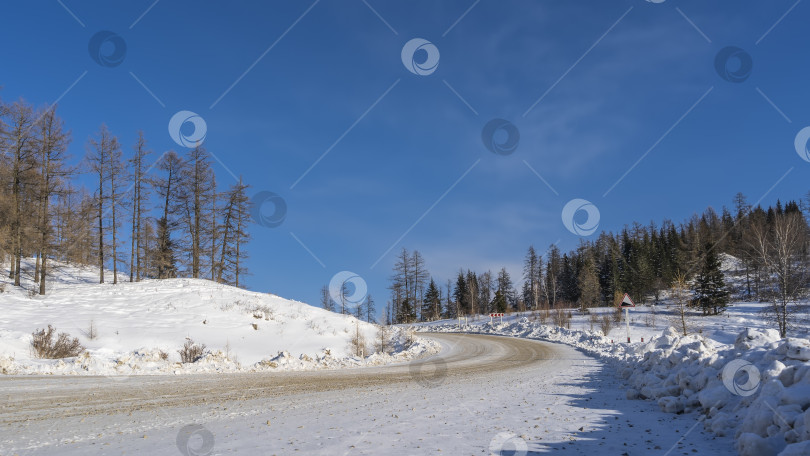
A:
620,293,635,307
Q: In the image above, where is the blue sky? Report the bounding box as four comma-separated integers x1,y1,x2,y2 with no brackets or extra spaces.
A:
2,0,809,314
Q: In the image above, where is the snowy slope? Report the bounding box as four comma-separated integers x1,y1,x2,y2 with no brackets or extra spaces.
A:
0,259,436,375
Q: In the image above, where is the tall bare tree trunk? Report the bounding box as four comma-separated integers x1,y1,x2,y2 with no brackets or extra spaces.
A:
210,174,217,280
130,203,136,281
8,102,35,287
129,132,149,282
97,176,104,284
111,170,118,284
129,173,136,282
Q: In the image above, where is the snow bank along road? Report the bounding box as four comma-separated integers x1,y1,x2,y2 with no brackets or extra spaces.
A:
1,333,733,455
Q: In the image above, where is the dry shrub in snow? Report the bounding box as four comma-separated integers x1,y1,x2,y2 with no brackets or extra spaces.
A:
598,313,614,336
349,323,367,357
552,307,571,328
31,325,85,359
86,320,98,340
178,337,207,363
538,303,549,325
375,325,391,354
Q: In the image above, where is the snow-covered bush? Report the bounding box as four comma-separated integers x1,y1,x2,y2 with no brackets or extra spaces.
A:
31,325,84,359
178,337,207,363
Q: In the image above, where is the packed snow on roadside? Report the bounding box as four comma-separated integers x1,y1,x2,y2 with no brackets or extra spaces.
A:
416,316,810,456
0,259,438,376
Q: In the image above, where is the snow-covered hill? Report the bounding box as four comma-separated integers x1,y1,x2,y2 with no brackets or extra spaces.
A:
0,259,436,375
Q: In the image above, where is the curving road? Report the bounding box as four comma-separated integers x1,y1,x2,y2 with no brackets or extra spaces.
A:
0,333,735,455
0,333,559,424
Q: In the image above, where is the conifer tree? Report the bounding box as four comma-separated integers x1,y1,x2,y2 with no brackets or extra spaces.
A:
423,279,441,322
693,244,729,315
496,268,513,311
491,288,507,313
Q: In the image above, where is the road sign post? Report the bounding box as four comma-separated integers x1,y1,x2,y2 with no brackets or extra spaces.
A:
620,293,635,342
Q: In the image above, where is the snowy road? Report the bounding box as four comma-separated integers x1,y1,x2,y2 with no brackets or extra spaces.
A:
1,333,735,455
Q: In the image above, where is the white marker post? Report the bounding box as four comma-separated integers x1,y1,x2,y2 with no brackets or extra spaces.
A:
620,293,635,343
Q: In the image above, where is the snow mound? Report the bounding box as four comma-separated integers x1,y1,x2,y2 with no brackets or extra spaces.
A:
418,321,810,455
0,260,438,376
719,253,744,274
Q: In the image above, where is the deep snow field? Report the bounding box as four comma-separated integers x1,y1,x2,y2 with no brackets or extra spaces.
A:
0,259,436,376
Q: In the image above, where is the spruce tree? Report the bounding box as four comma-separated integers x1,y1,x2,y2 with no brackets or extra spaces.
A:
398,297,416,323
453,272,468,317
496,268,514,311
491,288,507,313
423,279,441,322
693,244,729,315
